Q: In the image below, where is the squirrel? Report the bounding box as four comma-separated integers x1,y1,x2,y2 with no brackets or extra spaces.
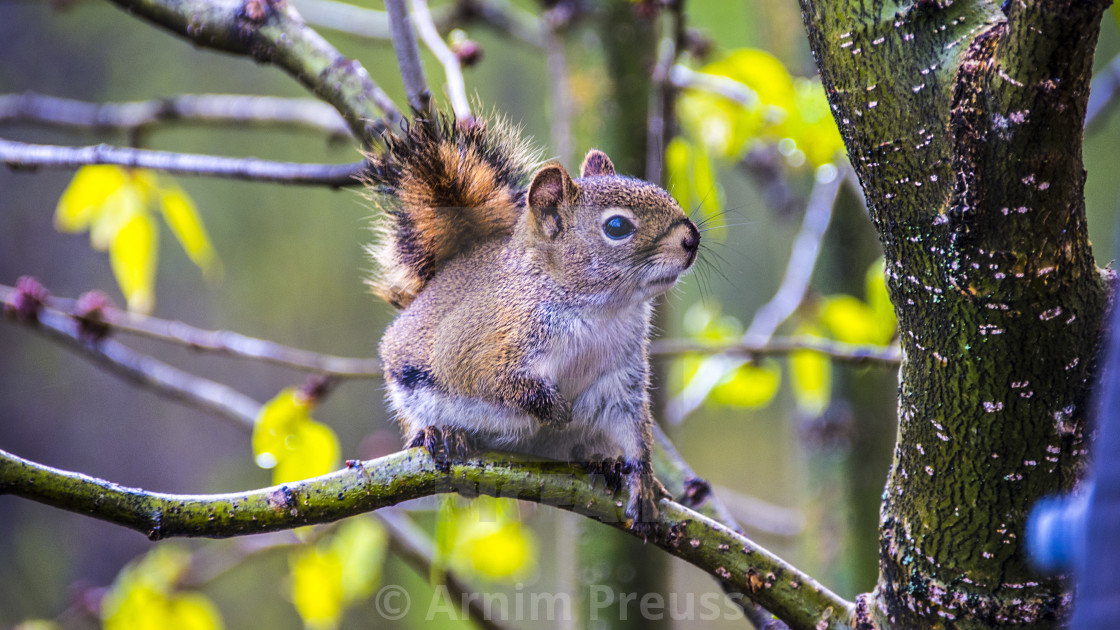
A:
364,116,700,531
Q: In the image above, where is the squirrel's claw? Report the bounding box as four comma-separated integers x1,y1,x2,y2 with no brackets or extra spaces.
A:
408,426,474,472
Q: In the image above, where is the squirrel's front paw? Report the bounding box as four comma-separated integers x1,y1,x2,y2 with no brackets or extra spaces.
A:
624,462,662,540
407,426,474,472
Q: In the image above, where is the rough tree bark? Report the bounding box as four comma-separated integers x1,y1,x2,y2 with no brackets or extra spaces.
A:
798,0,1111,626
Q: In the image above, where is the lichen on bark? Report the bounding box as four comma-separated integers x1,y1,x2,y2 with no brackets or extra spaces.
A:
798,0,1111,626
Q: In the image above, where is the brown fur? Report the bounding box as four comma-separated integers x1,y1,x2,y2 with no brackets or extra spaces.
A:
363,115,539,308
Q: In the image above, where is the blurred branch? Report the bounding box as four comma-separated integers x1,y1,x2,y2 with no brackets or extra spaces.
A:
0,447,855,630
102,0,402,143
1,282,259,428
411,0,472,121
652,336,901,367
0,284,382,377
669,64,759,108
543,9,572,167
652,424,793,630
1086,51,1120,131
293,0,392,39
646,3,686,182
666,166,844,423
378,510,510,630
440,0,544,48
0,92,352,140
295,0,544,49
385,0,433,118
0,138,366,186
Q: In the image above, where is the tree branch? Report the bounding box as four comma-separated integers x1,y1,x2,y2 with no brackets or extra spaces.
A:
0,91,352,139
0,138,366,186
102,0,403,144
651,336,901,367
666,165,843,423
0,447,854,630
411,0,472,121
0,284,382,378
1,283,259,428
384,0,432,118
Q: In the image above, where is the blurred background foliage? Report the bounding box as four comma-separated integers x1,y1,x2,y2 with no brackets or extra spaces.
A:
2,1,1119,628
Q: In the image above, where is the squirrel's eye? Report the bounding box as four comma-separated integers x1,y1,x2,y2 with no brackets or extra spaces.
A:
603,215,636,240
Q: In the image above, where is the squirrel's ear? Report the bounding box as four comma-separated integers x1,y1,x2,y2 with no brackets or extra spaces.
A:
580,150,615,178
528,164,578,238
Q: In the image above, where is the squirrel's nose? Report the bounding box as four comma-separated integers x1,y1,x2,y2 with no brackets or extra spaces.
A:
681,222,700,267
681,223,700,253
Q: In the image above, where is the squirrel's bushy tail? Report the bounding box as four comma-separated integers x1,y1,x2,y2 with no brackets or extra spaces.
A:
364,116,539,308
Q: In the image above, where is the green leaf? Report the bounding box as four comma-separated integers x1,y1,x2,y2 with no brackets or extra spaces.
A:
253,388,340,484
790,326,832,416
158,181,221,279
290,546,344,630
54,165,129,233
709,360,781,409
109,211,159,314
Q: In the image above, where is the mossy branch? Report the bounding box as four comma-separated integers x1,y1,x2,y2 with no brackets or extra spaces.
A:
0,446,854,630
102,0,403,145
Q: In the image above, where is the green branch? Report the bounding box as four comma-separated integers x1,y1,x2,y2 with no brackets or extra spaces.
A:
0,446,853,630
102,0,403,144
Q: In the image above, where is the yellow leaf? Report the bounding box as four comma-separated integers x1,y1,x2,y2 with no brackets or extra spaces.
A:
710,360,781,409
54,165,129,233
109,212,158,314
665,137,692,212
790,79,844,167
158,182,221,279
253,388,340,484
790,328,831,416
14,620,61,630
865,258,897,343
332,517,388,603
162,594,225,630
691,142,725,240
272,419,340,484
290,546,344,630
819,295,882,345
102,548,223,630
252,388,309,469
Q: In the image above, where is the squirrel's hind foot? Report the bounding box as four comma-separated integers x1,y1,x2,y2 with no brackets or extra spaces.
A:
625,463,664,541
408,426,475,472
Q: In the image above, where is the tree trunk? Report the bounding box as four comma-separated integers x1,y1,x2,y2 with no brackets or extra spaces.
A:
798,0,1111,626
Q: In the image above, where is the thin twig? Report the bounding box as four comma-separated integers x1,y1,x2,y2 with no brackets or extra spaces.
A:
652,336,901,367
292,0,392,39
0,138,366,186
646,2,687,183
666,165,844,424
543,10,572,168
669,64,759,109
0,448,855,630
385,0,433,118
411,0,472,121
0,285,382,378
378,510,510,630
103,0,402,143
0,92,352,139
440,0,544,49
2,300,259,428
